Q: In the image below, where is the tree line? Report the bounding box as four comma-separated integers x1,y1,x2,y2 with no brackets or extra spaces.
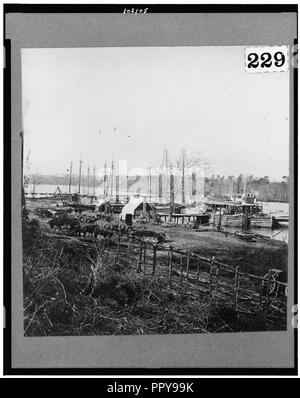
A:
204,174,289,202
25,173,289,203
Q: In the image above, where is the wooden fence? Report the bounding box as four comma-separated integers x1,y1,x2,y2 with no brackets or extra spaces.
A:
54,230,287,317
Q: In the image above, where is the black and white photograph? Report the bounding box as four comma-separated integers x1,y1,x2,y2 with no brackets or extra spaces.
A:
4,5,297,373
21,44,290,336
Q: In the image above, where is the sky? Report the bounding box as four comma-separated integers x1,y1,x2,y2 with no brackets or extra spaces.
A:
22,46,290,180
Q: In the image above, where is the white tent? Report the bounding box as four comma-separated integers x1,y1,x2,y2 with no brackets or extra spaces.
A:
120,198,154,220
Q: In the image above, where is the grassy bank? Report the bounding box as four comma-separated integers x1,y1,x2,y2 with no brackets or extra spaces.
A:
23,219,286,336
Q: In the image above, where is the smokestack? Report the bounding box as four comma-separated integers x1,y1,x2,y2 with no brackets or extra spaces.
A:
115,175,119,203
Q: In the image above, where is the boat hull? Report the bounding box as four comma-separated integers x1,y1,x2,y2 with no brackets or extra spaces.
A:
221,214,248,228
250,215,274,228
210,213,248,228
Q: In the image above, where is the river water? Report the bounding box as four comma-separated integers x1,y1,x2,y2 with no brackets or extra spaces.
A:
256,201,289,243
25,184,289,242
25,183,90,196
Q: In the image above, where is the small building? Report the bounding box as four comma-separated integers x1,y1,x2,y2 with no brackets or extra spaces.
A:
242,193,256,205
120,199,155,224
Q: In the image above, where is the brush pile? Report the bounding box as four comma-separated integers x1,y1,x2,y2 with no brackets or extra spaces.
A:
23,218,212,335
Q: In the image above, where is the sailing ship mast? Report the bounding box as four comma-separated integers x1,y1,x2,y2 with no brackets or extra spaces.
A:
160,148,169,204
159,174,162,204
181,149,186,205
78,160,82,194
243,175,247,195
126,174,129,202
103,162,107,196
170,167,175,218
115,174,119,203
110,159,114,197
193,172,197,197
87,166,90,196
93,165,96,195
68,162,72,194
110,127,117,199
228,176,234,198
149,167,152,203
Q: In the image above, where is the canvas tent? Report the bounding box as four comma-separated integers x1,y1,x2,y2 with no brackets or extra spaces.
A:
120,198,154,221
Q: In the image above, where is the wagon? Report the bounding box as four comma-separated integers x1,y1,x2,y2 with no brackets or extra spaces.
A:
262,268,287,296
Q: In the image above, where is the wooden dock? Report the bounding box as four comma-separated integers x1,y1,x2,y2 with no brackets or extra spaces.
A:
158,213,210,224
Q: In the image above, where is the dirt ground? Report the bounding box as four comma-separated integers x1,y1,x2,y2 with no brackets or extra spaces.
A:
145,223,287,276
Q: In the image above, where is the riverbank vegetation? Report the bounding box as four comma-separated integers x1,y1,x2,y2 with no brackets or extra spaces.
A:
22,214,287,336
24,173,289,203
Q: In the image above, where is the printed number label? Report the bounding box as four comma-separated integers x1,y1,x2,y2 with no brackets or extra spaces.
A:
245,46,289,73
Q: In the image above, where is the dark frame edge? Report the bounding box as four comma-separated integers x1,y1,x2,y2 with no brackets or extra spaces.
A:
293,36,298,374
3,3,299,14
3,4,298,377
3,37,12,375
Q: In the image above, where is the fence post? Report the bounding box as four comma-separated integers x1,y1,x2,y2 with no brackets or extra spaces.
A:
168,246,173,286
137,242,143,272
209,257,215,296
265,269,272,309
197,261,200,285
234,266,240,311
152,244,157,276
207,256,215,324
180,256,183,282
143,244,147,273
215,265,219,294
186,252,190,280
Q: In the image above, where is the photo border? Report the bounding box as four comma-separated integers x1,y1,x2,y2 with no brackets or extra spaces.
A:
3,3,298,376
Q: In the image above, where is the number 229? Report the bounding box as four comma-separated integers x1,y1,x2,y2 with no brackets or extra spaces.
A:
247,51,286,69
